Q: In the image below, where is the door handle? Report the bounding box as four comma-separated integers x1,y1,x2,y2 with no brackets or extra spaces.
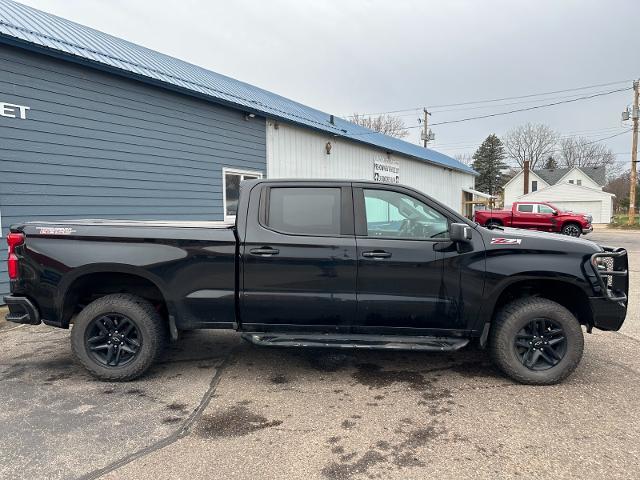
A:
362,250,392,259
250,247,280,256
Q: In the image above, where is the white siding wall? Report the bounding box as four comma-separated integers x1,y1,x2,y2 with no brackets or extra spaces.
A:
503,171,548,206
557,168,601,189
266,122,475,212
516,184,613,223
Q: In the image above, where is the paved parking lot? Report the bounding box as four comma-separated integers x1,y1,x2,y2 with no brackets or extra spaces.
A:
1,229,638,480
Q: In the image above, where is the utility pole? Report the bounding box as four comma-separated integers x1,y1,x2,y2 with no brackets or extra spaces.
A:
421,108,433,148
629,80,639,225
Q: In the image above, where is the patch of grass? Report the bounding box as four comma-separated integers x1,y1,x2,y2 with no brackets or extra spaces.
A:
609,214,640,229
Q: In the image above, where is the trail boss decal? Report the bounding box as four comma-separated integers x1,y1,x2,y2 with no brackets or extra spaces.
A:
491,237,522,245
37,227,76,235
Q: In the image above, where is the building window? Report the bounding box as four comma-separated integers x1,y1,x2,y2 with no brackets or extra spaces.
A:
577,179,582,186
531,180,538,192
569,180,574,184
223,168,262,221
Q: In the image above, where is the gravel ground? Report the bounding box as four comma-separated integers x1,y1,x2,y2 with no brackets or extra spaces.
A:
0,229,638,480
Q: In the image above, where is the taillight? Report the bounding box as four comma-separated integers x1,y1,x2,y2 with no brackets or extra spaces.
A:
7,232,25,280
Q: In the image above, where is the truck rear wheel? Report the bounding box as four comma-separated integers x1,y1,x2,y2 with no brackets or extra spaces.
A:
489,298,584,385
71,294,166,381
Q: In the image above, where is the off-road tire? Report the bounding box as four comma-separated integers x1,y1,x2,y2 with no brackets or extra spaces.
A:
486,220,502,229
489,297,584,385
71,294,166,381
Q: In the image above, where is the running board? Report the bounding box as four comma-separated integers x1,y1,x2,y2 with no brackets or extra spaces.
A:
241,333,469,351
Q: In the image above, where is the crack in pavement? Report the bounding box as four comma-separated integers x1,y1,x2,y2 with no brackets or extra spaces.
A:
76,345,239,480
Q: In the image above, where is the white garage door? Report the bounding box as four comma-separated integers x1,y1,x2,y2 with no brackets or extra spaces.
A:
552,201,603,223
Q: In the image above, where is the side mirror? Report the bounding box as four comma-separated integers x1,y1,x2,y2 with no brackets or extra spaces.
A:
552,210,558,216
450,223,472,243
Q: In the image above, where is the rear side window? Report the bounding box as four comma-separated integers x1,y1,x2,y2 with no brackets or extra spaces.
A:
517,204,534,213
267,187,341,235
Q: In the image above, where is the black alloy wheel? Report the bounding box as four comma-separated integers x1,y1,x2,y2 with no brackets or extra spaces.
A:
562,224,581,237
514,318,566,371
86,313,142,367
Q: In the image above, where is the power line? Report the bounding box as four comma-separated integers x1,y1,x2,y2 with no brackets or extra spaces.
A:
347,87,631,136
430,126,628,149
430,88,631,126
347,79,633,117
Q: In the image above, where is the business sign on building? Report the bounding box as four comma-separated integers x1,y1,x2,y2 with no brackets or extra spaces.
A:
0,102,30,119
373,157,400,184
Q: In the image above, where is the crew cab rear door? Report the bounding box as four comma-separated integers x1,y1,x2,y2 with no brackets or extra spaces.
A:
512,203,536,229
351,184,457,331
240,182,357,331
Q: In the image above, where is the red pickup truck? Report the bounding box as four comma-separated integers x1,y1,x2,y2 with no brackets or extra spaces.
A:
474,202,593,237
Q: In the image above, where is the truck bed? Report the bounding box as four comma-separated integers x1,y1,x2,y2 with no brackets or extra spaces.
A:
10,219,238,330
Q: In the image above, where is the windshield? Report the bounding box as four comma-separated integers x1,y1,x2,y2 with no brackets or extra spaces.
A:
541,203,561,212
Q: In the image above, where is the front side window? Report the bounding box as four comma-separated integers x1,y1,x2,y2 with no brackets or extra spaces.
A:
517,204,534,213
267,187,341,235
224,169,262,220
538,204,555,214
363,189,449,240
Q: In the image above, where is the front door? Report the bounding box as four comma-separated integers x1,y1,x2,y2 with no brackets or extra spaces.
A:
241,183,357,331
535,203,556,231
352,185,457,332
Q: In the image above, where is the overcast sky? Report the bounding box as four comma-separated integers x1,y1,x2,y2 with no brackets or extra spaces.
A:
15,0,640,169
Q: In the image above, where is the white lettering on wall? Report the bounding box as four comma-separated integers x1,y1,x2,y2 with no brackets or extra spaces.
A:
0,102,30,120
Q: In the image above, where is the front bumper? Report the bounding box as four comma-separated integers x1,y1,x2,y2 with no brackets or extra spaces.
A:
588,247,629,331
582,225,593,234
2,295,41,325
589,296,627,331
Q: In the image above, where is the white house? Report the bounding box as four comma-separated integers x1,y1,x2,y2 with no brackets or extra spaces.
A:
503,166,613,223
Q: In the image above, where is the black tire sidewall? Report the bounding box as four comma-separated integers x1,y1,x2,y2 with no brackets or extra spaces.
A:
491,299,584,384
71,294,164,381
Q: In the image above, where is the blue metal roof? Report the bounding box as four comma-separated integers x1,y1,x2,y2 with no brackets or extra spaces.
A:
0,0,475,175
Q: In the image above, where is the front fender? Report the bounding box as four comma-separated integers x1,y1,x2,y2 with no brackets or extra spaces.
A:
474,249,594,329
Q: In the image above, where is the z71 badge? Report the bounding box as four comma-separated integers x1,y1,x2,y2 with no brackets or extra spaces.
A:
491,237,522,245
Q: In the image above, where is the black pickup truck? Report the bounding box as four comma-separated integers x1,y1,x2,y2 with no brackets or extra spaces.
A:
4,180,629,384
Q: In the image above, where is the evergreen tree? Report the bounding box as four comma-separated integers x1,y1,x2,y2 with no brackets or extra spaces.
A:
543,155,558,169
471,134,507,195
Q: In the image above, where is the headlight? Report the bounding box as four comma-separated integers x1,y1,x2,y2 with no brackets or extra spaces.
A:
584,215,592,223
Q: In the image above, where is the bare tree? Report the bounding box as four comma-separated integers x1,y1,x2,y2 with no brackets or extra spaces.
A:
454,153,474,166
501,123,558,169
605,170,637,212
351,113,409,139
558,136,615,168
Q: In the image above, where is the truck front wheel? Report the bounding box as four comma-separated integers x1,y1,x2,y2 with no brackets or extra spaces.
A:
71,294,166,381
489,298,584,385
561,223,581,237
